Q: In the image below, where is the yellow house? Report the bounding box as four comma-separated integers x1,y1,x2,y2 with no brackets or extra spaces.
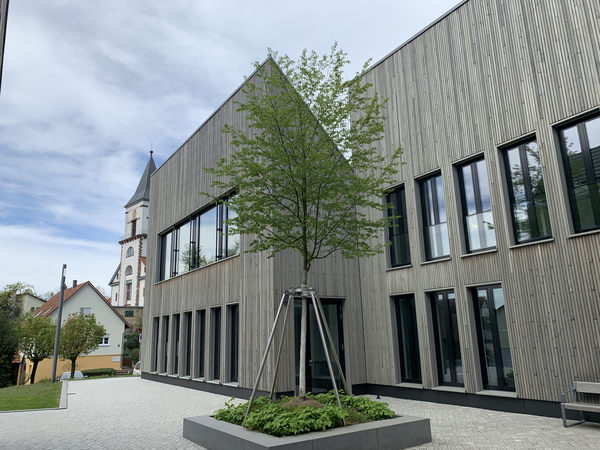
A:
25,281,130,382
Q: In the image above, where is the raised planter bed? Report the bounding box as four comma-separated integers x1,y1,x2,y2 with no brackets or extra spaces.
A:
183,414,431,450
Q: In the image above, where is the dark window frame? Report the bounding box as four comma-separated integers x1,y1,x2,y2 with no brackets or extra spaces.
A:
170,313,180,375
456,157,496,253
157,196,239,281
393,295,422,384
151,316,159,372
502,138,553,244
431,290,463,387
210,307,222,381
386,185,411,268
419,173,450,261
182,311,192,377
226,304,239,383
472,285,515,392
195,309,206,379
557,114,600,233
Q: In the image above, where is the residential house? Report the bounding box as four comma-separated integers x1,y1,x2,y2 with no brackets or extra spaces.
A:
30,281,130,381
141,0,600,419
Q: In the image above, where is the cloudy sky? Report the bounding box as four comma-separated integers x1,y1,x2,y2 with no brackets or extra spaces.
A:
0,0,459,297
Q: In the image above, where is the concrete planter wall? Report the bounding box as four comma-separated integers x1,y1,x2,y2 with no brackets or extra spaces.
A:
183,414,431,450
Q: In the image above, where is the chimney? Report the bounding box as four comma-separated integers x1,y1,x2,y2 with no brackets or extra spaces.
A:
72,280,77,289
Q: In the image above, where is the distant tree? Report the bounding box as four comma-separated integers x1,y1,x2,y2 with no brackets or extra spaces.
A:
0,282,36,387
205,44,401,398
41,288,59,300
58,312,106,380
17,313,56,384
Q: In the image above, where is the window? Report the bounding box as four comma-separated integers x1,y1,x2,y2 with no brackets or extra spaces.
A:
195,310,206,378
125,265,133,276
131,219,137,237
458,158,496,252
161,316,169,373
126,247,134,257
420,174,450,260
81,307,91,316
99,335,110,346
227,304,239,383
503,139,552,243
170,314,180,375
182,312,192,377
158,197,239,281
126,283,132,301
151,317,159,372
559,116,600,232
386,186,411,267
473,285,514,391
431,290,463,386
210,307,221,380
393,295,421,383
124,310,134,317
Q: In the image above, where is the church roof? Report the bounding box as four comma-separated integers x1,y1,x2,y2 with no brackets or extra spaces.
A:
125,152,156,208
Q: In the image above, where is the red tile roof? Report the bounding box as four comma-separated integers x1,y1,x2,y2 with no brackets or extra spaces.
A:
34,281,131,327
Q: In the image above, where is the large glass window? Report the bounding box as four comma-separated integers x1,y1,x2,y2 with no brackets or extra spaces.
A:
151,317,159,372
559,116,600,232
431,291,463,386
386,186,411,267
170,314,180,375
503,139,552,243
158,198,239,281
473,285,515,391
210,307,221,381
195,310,206,379
182,312,192,377
161,316,169,373
458,158,496,252
420,174,450,260
227,304,239,383
393,295,421,383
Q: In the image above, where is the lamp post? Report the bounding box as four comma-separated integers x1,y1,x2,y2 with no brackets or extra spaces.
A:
51,264,67,383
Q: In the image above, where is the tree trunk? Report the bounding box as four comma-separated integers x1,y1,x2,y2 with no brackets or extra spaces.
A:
70,360,77,379
31,360,38,384
298,267,309,399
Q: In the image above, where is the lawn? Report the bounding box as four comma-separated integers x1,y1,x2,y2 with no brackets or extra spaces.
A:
0,382,62,411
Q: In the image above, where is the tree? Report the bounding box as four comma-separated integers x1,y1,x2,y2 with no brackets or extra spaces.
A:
17,313,56,384
205,44,402,398
0,282,36,388
58,312,106,379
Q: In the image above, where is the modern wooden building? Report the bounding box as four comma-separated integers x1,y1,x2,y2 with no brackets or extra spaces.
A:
141,0,600,418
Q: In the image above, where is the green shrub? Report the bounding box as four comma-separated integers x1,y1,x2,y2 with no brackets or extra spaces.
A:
214,391,394,437
81,368,117,377
131,348,140,364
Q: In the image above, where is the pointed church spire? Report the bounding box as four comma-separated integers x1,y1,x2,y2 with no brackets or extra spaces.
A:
125,152,157,208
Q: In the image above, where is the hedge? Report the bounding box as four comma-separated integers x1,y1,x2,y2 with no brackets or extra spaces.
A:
81,368,117,377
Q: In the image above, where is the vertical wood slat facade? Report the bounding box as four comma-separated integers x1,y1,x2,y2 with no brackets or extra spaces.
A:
142,0,600,411
360,0,600,403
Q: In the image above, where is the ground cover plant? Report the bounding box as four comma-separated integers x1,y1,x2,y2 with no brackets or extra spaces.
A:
214,391,395,437
0,380,61,411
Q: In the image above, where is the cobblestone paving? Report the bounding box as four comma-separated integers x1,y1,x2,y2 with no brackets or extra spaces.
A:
1,378,599,449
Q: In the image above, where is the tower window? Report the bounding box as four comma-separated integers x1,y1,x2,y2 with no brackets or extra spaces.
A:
126,247,134,257
125,265,133,276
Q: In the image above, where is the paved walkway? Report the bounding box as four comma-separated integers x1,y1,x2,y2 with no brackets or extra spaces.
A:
1,378,599,449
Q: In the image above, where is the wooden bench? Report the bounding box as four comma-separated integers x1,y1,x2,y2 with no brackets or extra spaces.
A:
561,381,600,427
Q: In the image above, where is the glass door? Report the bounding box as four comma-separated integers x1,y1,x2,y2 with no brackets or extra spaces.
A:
431,291,463,386
295,298,345,394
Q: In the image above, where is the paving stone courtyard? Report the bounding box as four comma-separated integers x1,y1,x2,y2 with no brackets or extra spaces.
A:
1,377,598,449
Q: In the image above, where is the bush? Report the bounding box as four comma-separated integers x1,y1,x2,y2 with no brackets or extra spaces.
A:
81,368,117,377
214,391,394,437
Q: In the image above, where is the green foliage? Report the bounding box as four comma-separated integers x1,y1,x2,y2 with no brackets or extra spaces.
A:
124,333,140,351
58,312,106,379
17,313,56,384
0,282,36,388
81,368,117,377
0,380,61,411
214,392,394,437
205,43,402,284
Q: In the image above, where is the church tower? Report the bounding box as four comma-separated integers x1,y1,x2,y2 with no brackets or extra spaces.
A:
109,152,156,307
